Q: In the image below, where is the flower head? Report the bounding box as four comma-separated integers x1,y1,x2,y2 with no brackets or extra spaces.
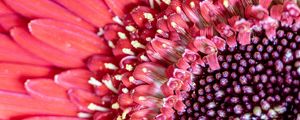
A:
0,0,299,120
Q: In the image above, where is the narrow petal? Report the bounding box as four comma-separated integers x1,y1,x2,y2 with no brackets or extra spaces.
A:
29,19,110,57
0,1,14,15
0,14,27,31
0,76,26,93
55,0,113,27
11,27,85,68
0,63,52,77
25,79,68,101
0,33,51,66
23,116,84,120
54,69,92,91
4,0,95,31
0,90,78,119
68,89,101,112
104,0,139,17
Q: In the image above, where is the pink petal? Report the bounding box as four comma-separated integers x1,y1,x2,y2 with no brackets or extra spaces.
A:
0,1,14,15
0,33,51,66
25,79,68,101
4,0,95,31
0,76,26,93
68,89,101,112
270,5,283,20
0,90,78,119
133,62,167,84
0,63,52,78
11,27,85,68
105,0,139,17
29,19,110,58
23,116,83,120
130,6,156,28
54,69,92,91
193,37,217,54
0,14,27,32
206,53,220,71
55,0,113,27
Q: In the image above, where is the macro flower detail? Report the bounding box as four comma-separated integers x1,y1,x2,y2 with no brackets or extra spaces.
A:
0,0,299,120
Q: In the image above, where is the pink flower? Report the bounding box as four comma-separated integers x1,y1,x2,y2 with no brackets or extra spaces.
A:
0,0,300,120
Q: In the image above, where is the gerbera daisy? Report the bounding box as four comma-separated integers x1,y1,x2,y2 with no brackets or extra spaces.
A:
0,0,299,120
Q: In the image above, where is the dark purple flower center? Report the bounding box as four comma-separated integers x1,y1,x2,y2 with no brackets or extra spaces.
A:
175,24,300,119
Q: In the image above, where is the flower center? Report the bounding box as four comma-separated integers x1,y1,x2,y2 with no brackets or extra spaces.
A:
175,24,300,119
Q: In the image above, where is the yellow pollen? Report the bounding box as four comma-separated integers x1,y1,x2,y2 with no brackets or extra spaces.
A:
162,43,167,48
138,96,147,101
162,0,171,5
143,13,154,21
122,108,131,119
122,48,135,55
104,63,118,70
190,2,195,8
118,32,127,39
87,103,109,111
111,102,120,109
131,40,145,49
146,37,152,41
163,15,168,19
108,41,115,48
129,76,135,82
171,22,177,28
125,25,136,32
176,6,182,13
122,88,129,93
156,29,163,34
223,0,229,8
88,77,102,86
142,68,148,73
117,116,122,120
140,55,149,61
114,74,123,81
125,64,134,71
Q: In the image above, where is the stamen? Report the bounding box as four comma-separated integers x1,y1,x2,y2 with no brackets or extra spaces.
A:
114,74,123,81
122,48,135,55
113,16,124,25
190,2,195,8
125,64,134,71
131,40,146,49
118,32,127,39
157,29,163,34
146,37,152,41
88,77,102,86
140,55,149,61
129,76,135,83
97,28,104,36
122,88,129,93
223,0,229,8
77,112,92,118
122,108,131,119
87,103,109,111
143,13,154,21
111,102,120,109
102,79,118,93
108,40,115,48
125,25,136,32
104,63,118,70
176,6,182,13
